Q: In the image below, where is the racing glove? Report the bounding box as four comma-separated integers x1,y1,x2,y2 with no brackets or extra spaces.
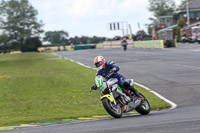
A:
90,84,97,90
110,68,117,73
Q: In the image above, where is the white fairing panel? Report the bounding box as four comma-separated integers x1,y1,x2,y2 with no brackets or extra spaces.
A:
107,78,118,87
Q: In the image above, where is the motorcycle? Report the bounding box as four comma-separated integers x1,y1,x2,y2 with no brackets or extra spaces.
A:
121,41,127,51
123,44,127,51
181,35,188,43
90,71,150,118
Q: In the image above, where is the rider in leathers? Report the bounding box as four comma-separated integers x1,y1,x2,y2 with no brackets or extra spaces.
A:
91,56,140,97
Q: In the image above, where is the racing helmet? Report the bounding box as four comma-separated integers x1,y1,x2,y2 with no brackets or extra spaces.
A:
94,56,105,70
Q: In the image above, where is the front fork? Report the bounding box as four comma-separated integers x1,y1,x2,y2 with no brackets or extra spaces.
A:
110,91,117,105
101,90,117,105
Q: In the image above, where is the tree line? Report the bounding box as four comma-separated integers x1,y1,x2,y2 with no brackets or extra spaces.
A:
43,31,105,46
0,0,43,53
0,0,105,53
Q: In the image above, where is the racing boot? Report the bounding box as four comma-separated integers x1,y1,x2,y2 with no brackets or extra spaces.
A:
129,86,143,105
129,86,140,97
124,82,140,97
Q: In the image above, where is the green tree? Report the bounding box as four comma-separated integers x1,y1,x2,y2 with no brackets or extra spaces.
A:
146,0,177,38
69,36,79,45
91,36,105,44
147,25,153,36
43,31,69,45
0,34,10,53
176,18,184,41
147,0,176,27
148,0,176,18
177,0,193,10
21,37,42,52
68,36,105,45
79,36,89,44
136,30,147,37
0,0,43,52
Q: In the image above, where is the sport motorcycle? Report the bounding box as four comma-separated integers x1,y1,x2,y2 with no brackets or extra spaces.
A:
90,71,150,118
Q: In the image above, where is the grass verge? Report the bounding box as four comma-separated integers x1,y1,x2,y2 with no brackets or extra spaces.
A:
0,53,169,126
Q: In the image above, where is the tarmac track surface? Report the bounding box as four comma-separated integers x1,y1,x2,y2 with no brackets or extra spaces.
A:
7,43,200,133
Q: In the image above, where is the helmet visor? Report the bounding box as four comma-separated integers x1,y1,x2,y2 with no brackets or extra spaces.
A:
95,61,102,67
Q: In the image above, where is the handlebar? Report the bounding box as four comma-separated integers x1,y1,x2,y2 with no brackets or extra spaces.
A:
90,70,114,92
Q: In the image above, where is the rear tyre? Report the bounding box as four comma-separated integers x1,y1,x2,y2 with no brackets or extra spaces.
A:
102,98,122,118
135,94,150,115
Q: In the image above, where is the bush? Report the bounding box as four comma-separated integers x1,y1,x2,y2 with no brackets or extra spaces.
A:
21,37,42,52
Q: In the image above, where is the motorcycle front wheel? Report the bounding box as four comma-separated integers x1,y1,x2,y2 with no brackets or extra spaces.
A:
102,98,122,118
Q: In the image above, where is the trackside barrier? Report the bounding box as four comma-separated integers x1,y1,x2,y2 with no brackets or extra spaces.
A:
175,39,177,47
133,40,164,48
99,40,133,48
38,46,72,52
96,44,104,49
74,45,96,50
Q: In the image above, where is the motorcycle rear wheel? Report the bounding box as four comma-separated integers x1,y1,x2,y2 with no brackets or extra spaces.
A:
135,94,150,115
102,98,122,118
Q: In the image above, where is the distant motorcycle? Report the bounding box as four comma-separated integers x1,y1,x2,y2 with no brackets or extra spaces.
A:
121,39,128,51
122,44,127,51
90,71,150,118
181,34,187,43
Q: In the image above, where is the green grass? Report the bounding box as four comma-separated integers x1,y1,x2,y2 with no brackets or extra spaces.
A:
0,53,169,126
134,85,170,111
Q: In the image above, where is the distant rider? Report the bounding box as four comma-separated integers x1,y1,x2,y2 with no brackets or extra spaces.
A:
90,56,140,97
121,38,128,51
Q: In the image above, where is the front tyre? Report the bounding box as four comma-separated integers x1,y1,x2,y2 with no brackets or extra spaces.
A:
102,98,122,118
135,94,150,115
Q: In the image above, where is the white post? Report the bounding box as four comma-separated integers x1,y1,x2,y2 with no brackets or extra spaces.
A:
186,0,190,25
